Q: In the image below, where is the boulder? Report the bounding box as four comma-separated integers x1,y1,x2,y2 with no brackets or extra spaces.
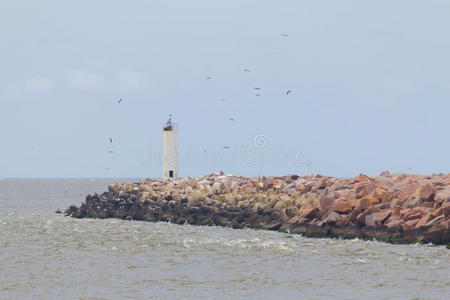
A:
372,187,388,201
353,173,372,183
358,196,380,210
415,213,433,229
401,219,420,232
418,183,436,201
356,182,378,197
386,218,404,230
391,205,401,216
391,182,420,201
402,196,422,209
365,210,391,227
356,206,381,224
440,220,450,231
319,195,336,211
318,211,342,226
435,188,450,203
333,200,353,214
425,215,445,228
431,202,450,217
298,206,319,219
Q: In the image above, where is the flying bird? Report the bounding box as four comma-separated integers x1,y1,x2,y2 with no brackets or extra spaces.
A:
220,98,226,102
255,94,261,96
254,87,261,90
286,90,292,95
223,146,230,149
281,33,289,37
228,118,235,121
108,150,115,154
243,69,251,72
118,98,123,103
206,76,211,79
109,137,113,143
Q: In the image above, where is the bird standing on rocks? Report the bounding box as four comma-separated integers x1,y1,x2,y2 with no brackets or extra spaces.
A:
286,90,292,95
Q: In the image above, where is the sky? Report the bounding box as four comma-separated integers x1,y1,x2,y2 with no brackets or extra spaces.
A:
0,0,449,178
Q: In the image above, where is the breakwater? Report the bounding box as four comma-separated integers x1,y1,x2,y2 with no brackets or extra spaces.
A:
65,172,450,245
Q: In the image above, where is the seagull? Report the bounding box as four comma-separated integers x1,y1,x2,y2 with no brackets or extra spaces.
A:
254,87,261,90
109,137,113,143
223,146,230,149
281,33,289,37
220,98,226,102
286,90,292,95
206,76,211,79
255,94,261,96
228,118,235,121
118,98,123,103
243,69,251,72
108,150,115,154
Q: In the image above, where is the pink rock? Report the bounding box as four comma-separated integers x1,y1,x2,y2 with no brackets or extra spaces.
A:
319,195,335,211
402,219,420,232
298,206,319,219
435,188,450,203
353,173,372,183
333,200,353,214
391,182,420,201
386,218,404,230
415,213,433,229
432,202,450,217
419,183,436,201
356,206,381,224
356,182,378,197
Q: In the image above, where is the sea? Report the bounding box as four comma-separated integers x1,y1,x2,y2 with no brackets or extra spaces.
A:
0,179,449,300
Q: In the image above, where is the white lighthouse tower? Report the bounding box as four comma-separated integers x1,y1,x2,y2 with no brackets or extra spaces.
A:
162,115,179,180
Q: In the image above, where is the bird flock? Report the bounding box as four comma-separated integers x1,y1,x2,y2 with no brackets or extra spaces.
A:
206,33,293,150
107,34,292,162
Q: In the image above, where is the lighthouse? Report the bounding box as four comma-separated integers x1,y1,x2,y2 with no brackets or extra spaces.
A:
162,115,179,180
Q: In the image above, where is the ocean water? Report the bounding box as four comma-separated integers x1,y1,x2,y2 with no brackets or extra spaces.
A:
0,179,449,300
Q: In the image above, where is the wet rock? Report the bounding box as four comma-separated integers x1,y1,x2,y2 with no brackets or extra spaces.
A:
415,213,433,229
402,219,420,232
386,218,404,230
318,211,342,226
356,206,381,225
298,206,319,219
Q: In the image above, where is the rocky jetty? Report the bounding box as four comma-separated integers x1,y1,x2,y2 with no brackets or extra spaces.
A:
65,171,450,245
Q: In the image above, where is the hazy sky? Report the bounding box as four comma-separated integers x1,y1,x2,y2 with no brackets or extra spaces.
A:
1,0,449,178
